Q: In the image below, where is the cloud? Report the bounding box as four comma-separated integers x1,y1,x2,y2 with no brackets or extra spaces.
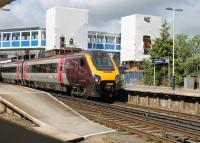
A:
0,0,199,35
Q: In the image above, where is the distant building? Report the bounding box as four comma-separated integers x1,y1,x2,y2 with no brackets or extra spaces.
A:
88,31,121,65
88,31,121,52
0,27,121,64
0,7,164,67
46,7,88,51
121,14,165,63
0,27,46,50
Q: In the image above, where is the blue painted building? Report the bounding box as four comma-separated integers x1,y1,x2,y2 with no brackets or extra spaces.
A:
0,28,121,64
88,31,121,52
0,27,46,50
0,28,121,52
88,31,121,65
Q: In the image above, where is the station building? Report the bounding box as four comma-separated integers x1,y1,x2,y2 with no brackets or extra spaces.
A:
0,7,164,68
88,31,121,64
0,27,46,50
0,27,121,63
121,14,165,67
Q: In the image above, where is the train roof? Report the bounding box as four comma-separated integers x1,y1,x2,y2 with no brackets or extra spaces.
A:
25,50,108,62
1,50,108,65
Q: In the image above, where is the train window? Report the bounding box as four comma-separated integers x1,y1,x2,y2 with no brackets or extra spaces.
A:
51,63,57,73
2,66,16,73
40,64,45,73
27,63,58,73
80,59,85,67
45,64,50,73
90,51,114,71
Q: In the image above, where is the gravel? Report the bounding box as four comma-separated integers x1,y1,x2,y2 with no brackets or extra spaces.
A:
82,131,152,143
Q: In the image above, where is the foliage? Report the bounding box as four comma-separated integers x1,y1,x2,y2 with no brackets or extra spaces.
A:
175,34,200,83
143,22,172,86
142,60,154,85
182,55,200,75
191,35,200,55
142,21,200,87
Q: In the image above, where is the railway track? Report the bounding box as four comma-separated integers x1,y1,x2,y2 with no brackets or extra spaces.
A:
54,95,200,143
115,102,200,121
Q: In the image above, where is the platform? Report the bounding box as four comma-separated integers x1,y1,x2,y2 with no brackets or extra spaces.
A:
123,85,200,97
122,85,200,114
0,83,114,142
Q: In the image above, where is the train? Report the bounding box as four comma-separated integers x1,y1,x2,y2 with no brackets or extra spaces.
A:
0,50,120,99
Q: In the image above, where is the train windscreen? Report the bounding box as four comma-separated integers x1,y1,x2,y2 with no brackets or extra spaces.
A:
90,51,114,71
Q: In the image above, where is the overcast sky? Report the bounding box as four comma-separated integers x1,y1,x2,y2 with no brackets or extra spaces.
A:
0,0,199,35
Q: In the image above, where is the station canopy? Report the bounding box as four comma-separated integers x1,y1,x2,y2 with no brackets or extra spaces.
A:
0,0,14,8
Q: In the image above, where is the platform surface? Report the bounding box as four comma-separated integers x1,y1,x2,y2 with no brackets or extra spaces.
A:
123,85,200,97
0,83,114,141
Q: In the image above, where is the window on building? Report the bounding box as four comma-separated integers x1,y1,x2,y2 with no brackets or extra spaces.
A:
3,33,11,41
21,32,30,40
93,35,96,43
97,35,104,43
105,36,115,43
12,32,20,40
143,35,151,55
88,35,92,43
31,31,38,40
41,31,46,39
116,37,121,44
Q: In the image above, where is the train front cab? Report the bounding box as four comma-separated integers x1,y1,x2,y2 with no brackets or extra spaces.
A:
85,51,120,99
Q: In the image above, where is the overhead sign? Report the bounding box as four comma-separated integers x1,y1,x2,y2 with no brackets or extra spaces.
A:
152,59,169,65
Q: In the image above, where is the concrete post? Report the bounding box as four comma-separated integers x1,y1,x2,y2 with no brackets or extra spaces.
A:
168,97,172,109
146,96,149,106
136,95,139,105
195,101,199,114
156,96,160,108
180,99,184,113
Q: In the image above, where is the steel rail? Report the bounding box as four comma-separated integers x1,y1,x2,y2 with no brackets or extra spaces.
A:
57,96,200,142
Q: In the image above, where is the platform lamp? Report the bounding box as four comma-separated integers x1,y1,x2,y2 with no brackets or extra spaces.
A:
1,8,10,11
165,7,183,90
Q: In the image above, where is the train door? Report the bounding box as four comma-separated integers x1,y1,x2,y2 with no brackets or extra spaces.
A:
16,63,20,81
58,58,65,84
65,57,79,85
23,63,27,81
77,56,93,93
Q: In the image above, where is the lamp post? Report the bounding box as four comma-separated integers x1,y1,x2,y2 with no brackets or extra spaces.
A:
165,7,183,90
1,8,10,11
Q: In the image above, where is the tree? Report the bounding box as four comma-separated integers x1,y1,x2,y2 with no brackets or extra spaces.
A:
143,22,172,86
175,34,200,81
174,34,192,85
143,22,200,87
191,35,200,55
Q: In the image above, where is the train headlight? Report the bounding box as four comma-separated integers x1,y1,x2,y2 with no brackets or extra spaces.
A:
115,75,120,83
94,75,101,83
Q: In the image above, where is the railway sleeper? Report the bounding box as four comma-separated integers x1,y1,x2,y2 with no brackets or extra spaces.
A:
58,97,200,142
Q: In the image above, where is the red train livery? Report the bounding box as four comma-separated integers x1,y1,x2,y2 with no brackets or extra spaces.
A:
1,50,120,99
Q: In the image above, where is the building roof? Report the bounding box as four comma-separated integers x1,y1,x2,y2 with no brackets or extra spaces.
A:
88,31,120,36
0,0,14,8
0,27,46,32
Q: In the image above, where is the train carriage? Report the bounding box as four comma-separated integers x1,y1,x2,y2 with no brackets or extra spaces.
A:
23,56,69,91
1,62,22,84
0,50,120,99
